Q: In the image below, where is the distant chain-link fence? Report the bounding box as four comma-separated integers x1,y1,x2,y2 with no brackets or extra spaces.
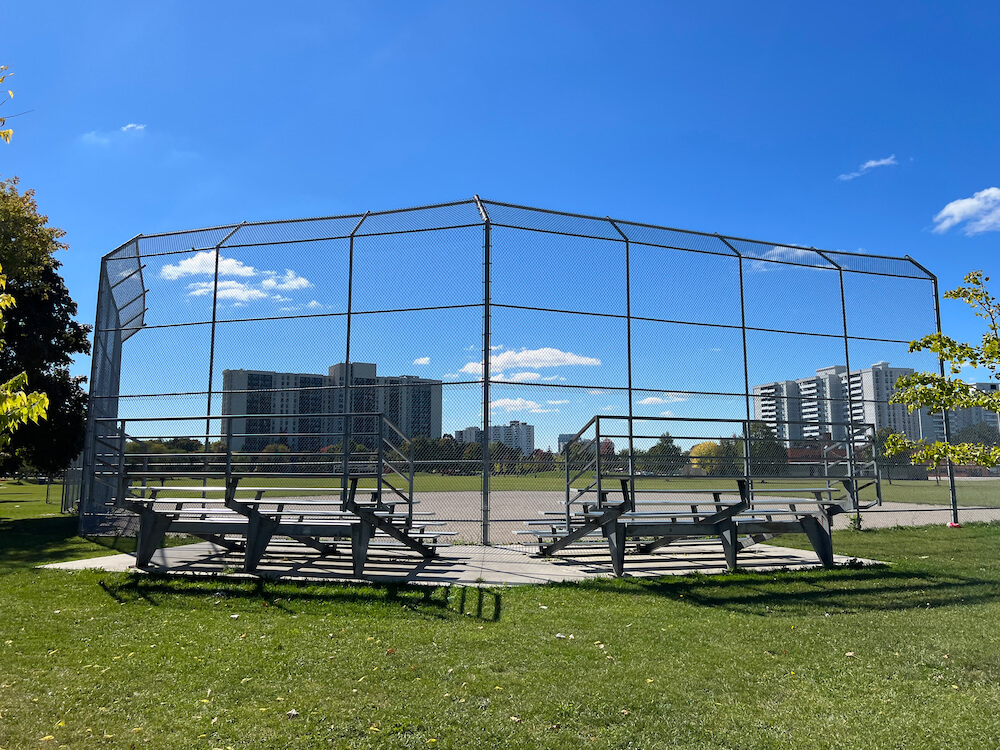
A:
74,197,985,544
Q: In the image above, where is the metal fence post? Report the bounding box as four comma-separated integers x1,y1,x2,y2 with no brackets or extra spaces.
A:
475,196,491,545
932,275,960,522
719,238,753,494
342,212,370,510
608,218,636,507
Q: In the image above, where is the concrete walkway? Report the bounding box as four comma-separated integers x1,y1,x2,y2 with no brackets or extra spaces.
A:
43,538,870,587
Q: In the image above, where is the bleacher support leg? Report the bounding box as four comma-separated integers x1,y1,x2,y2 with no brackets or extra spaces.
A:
135,511,173,568
801,514,834,567
603,520,626,577
351,519,374,576
244,513,279,573
719,519,738,570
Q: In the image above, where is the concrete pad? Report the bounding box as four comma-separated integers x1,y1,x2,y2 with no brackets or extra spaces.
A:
41,538,873,586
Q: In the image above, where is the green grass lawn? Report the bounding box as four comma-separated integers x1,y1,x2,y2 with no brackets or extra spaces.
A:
4,481,1000,748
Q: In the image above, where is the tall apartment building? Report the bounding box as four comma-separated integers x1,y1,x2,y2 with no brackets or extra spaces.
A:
926,382,1000,438
453,421,535,455
222,362,442,452
753,362,936,446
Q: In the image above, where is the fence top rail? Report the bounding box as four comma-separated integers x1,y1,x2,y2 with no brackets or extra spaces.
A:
105,196,932,280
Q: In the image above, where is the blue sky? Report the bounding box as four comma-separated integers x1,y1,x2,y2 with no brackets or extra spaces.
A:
4,2,1000,449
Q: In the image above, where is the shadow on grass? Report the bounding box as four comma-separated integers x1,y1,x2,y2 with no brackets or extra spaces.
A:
98,573,503,622
0,515,130,572
574,565,1000,615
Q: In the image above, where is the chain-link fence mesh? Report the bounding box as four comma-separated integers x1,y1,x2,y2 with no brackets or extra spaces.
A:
75,197,989,544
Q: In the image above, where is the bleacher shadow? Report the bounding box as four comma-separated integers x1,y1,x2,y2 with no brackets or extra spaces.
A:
98,573,503,622
572,565,1000,615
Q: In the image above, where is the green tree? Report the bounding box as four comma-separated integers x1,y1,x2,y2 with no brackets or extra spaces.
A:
717,436,744,476
461,441,482,472
747,421,788,476
0,177,90,474
165,436,204,453
887,271,1000,466
872,426,911,484
0,262,47,450
642,432,685,475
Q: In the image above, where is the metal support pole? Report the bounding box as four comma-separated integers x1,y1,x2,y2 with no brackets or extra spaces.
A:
931,275,960,522
595,418,603,508
475,196,491,545
608,218,636,505
342,212,370,507
204,224,245,453
828,259,860,512
719,237,753,491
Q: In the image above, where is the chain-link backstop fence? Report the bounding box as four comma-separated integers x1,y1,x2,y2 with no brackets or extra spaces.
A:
75,197,987,544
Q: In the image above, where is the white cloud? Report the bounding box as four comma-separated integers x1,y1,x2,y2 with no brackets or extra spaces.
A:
749,244,822,272
490,397,542,412
495,371,541,382
262,269,312,290
932,187,1000,235
80,131,110,147
761,245,812,263
160,251,257,280
271,295,292,302
460,346,601,375
637,394,687,405
306,300,324,309
413,356,431,365
547,400,569,405
660,410,675,417
838,154,897,181
79,123,147,147
186,280,268,302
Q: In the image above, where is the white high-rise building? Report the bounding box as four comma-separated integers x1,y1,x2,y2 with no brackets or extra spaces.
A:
453,426,483,445
489,420,535,455
753,362,937,446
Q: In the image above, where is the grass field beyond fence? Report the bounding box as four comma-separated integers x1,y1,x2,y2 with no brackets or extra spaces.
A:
3,479,1000,748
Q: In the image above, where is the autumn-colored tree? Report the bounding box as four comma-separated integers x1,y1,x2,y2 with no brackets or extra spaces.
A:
689,441,725,474
0,65,12,144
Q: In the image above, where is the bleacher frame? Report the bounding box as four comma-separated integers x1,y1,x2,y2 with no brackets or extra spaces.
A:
91,412,452,575
521,415,881,575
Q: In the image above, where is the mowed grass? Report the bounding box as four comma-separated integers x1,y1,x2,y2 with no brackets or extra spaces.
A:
4,482,1000,748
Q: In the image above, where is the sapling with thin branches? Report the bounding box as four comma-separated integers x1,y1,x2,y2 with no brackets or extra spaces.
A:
886,271,1000,466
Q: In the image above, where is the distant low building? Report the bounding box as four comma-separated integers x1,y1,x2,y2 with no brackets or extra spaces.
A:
453,426,483,445
557,433,578,453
